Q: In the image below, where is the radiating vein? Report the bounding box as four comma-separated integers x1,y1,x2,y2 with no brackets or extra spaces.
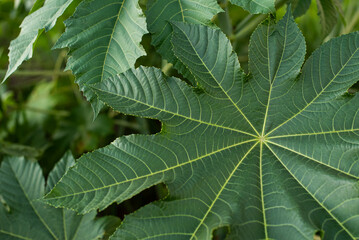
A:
267,140,359,180
189,142,258,239
46,139,257,201
266,46,359,137
266,143,357,240
173,25,260,136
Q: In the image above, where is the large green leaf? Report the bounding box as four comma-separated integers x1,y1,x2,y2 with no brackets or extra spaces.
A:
0,152,119,239
230,0,275,13
2,0,74,82
146,0,222,83
54,0,148,116
44,10,359,239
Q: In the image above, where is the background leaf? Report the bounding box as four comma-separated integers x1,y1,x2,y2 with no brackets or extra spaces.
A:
0,152,120,239
230,0,275,14
316,0,339,35
291,0,312,18
2,0,74,82
146,0,222,83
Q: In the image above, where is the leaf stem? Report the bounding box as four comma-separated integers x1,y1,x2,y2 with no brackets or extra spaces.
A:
230,0,289,41
0,69,71,78
217,0,233,36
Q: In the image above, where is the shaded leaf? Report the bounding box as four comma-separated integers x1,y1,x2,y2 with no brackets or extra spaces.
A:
146,0,222,84
0,153,116,240
45,10,359,239
317,0,339,36
0,141,41,161
230,0,275,14
291,0,312,18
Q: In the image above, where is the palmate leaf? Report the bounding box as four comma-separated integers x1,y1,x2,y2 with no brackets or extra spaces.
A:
54,0,148,116
44,10,359,239
2,0,74,82
0,152,119,240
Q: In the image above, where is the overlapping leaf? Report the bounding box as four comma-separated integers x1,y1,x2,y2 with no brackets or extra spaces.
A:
291,0,312,18
54,0,148,115
0,152,119,239
146,0,274,83
44,10,359,239
146,0,222,83
2,0,74,82
230,0,275,14
317,0,340,35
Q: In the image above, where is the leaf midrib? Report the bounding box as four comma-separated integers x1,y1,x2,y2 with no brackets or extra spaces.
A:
189,142,259,239
174,25,260,136
0,230,32,240
267,128,359,138
267,140,359,180
9,165,58,240
45,139,257,202
266,46,359,137
94,87,257,137
100,0,125,82
266,143,357,240
261,13,290,136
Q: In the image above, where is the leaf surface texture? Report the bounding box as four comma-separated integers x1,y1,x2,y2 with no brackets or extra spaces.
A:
3,0,74,82
54,0,147,115
0,152,117,240
45,11,359,239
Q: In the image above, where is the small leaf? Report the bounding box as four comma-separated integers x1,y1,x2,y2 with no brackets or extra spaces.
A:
2,0,74,82
230,0,275,14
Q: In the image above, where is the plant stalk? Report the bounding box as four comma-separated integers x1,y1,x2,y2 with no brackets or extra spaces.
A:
0,70,71,77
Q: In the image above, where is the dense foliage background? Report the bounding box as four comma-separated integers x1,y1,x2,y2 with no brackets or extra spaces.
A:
1,0,359,239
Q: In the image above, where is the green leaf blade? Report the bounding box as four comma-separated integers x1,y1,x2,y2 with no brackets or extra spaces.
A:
291,0,312,18
247,9,306,133
267,32,359,136
44,10,359,239
317,0,339,36
55,0,148,116
230,0,275,14
171,21,259,135
91,66,256,136
266,142,359,239
146,0,222,83
0,154,113,240
3,0,74,82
